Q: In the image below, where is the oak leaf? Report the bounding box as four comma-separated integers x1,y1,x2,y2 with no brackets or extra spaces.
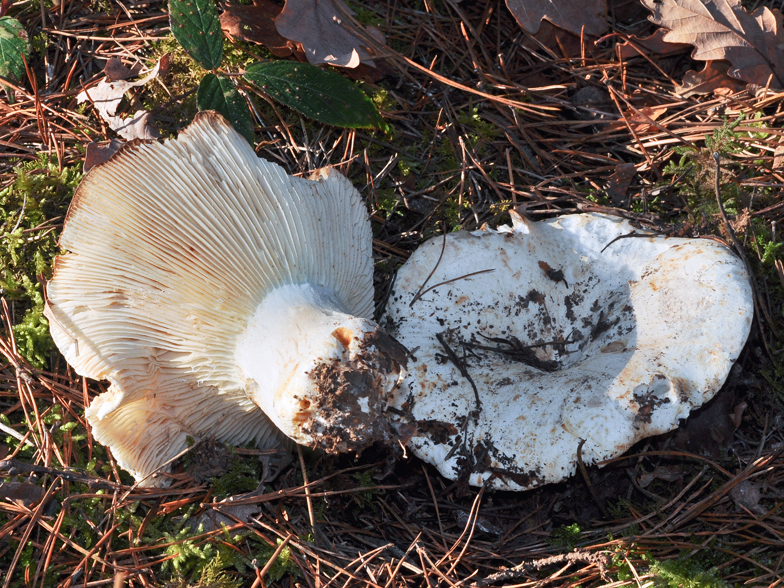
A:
676,61,746,97
220,0,302,59
608,105,668,133
275,0,382,69
77,58,164,120
616,29,691,60
109,110,160,141
84,139,124,172
521,20,597,58
77,58,164,139
642,0,784,87
773,142,784,169
506,0,607,37
103,57,142,82
606,163,636,207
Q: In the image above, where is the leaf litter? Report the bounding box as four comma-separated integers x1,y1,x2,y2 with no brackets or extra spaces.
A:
642,0,784,87
1,0,784,587
505,0,608,36
220,0,302,58
77,56,167,140
275,0,384,69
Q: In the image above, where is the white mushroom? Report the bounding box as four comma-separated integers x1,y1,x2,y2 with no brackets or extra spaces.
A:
383,212,753,491
45,112,407,485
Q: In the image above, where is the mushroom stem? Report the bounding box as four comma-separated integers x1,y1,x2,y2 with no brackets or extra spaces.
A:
235,283,408,452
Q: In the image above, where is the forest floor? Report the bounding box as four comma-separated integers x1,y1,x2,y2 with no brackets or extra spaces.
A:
1,0,784,586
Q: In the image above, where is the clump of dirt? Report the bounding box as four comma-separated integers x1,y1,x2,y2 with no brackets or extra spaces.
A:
304,329,409,452
185,438,234,484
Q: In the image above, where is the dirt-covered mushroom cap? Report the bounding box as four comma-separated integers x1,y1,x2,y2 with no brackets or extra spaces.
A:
383,212,753,491
45,112,407,486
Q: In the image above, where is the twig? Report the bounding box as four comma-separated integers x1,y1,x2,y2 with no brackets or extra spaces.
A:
410,228,447,307
414,268,496,302
0,422,34,446
713,152,778,339
576,439,609,519
436,332,481,410
297,445,317,544
472,550,610,587
251,535,293,588
0,458,119,490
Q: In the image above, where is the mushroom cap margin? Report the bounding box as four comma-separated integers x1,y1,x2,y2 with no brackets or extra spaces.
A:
46,112,375,484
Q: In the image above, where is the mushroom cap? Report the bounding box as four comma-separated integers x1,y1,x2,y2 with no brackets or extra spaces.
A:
383,213,753,491
45,112,375,485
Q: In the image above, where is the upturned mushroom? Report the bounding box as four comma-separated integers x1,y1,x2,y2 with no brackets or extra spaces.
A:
383,212,753,491
45,112,407,485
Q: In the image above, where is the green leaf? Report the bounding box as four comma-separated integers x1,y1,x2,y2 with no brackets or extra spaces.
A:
197,73,255,145
0,17,30,85
168,0,222,70
244,61,387,131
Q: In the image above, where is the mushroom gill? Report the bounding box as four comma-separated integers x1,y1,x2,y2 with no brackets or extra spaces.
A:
45,112,407,486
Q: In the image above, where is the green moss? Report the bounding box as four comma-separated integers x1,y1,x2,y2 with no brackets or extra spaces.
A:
0,154,82,368
547,523,582,550
143,36,203,131
350,469,379,511
253,537,301,584
368,86,394,112
29,32,50,57
457,106,501,160
441,197,474,232
398,157,420,177
650,556,730,588
373,187,401,219
211,451,262,499
221,38,266,70
160,521,300,587
344,1,384,27
662,115,751,219
190,552,243,588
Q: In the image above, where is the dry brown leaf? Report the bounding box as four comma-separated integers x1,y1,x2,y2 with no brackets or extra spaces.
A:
83,139,124,172
642,0,784,87
606,162,636,206
676,61,746,97
570,86,613,122
506,0,607,37
673,387,736,458
637,465,684,489
77,58,164,120
194,503,261,532
220,0,303,59
103,57,142,82
275,0,381,68
729,399,748,429
107,111,159,141
521,20,597,58
730,480,766,514
773,142,784,169
616,29,691,60
608,105,668,133
0,481,46,508
78,58,164,139
608,0,649,25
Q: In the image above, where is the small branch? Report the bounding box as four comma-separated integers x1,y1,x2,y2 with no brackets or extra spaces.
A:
410,228,448,307
436,332,481,411
0,422,34,446
577,439,609,519
415,268,495,302
713,152,778,338
0,458,120,490
472,550,610,587
712,152,744,255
